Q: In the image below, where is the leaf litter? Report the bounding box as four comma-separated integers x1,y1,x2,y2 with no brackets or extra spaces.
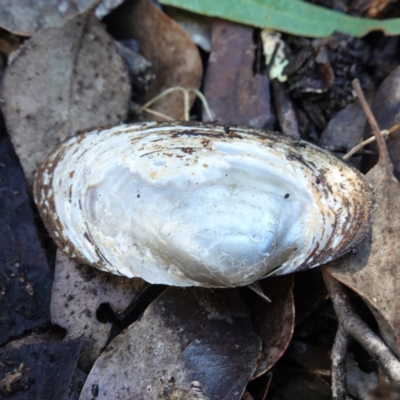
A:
0,7,131,187
2,0,400,398
326,79,400,361
51,251,148,372
104,0,202,121
79,288,261,400
0,0,99,36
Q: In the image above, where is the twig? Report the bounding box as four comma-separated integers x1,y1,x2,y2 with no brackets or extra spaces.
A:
248,281,272,303
322,267,400,385
343,123,400,160
331,324,351,400
351,79,392,172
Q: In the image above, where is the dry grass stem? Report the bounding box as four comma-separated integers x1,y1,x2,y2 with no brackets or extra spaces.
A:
137,87,213,122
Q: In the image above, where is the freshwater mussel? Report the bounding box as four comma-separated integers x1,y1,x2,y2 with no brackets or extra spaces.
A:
34,122,375,287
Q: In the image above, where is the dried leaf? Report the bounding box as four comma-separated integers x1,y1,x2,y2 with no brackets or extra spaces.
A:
369,66,400,180
0,0,100,36
319,101,366,154
202,20,274,129
271,79,300,139
95,0,125,19
0,339,82,400
327,88,400,357
0,137,52,346
51,251,147,371
319,101,367,168
79,287,261,400
164,6,212,52
247,276,295,378
104,0,202,120
0,8,131,186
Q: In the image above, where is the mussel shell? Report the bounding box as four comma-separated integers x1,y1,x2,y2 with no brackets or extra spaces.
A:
34,122,375,287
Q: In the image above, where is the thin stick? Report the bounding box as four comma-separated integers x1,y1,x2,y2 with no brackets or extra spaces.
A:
331,324,351,400
248,281,272,303
343,123,400,160
351,79,392,171
343,135,383,161
322,267,400,385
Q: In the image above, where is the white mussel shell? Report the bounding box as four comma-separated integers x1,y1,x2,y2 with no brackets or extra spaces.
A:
34,122,374,287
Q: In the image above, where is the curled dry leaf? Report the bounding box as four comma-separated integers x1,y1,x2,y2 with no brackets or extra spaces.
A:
0,0,100,36
104,0,202,120
0,8,131,186
327,82,400,358
51,251,147,372
202,20,274,129
247,275,295,378
79,287,261,400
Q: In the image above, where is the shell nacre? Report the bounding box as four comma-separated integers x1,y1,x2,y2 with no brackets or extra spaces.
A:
34,122,375,287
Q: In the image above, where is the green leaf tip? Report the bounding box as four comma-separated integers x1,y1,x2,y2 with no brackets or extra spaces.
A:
159,0,400,38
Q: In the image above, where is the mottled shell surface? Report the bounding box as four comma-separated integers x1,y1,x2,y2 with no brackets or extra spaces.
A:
34,122,375,287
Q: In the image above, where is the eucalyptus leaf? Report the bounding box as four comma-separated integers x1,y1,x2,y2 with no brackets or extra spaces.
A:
159,0,400,38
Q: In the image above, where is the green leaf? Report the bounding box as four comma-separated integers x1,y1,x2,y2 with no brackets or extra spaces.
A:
159,0,400,38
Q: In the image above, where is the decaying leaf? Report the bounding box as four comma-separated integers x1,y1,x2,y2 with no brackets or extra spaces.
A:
0,136,52,346
104,0,202,120
202,20,274,129
247,276,295,378
327,84,400,358
0,0,100,36
0,338,82,399
79,287,261,400
51,251,147,372
0,8,131,186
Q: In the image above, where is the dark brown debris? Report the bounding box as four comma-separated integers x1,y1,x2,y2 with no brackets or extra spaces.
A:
0,136,52,346
0,338,82,400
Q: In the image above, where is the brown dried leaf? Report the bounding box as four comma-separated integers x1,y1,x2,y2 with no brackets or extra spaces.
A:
0,8,131,186
104,0,202,120
0,0,100,36
79,287,261,400
369,66,400,180
327,87,400,357
202,20,274,129
248,276,295,378
51,251,147,372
